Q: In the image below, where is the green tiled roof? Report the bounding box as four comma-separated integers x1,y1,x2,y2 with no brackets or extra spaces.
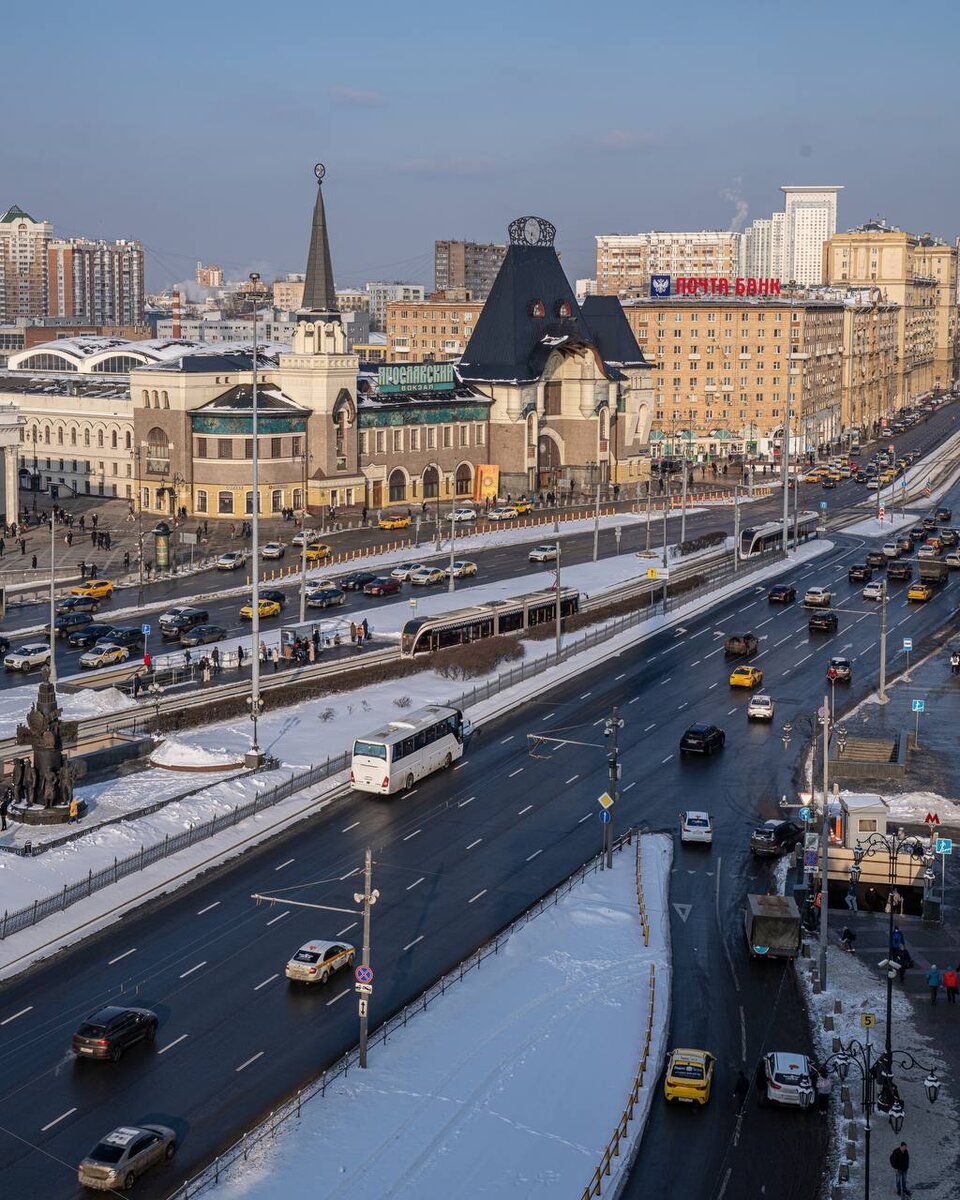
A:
1,205,36,223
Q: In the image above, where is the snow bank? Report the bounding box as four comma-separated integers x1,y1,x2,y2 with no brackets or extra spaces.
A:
150,738,244,770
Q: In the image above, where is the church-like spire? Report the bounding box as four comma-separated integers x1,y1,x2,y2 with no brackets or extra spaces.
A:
301,163,337,313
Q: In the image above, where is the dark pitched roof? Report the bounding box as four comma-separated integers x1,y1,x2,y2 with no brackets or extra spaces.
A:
458,245,603,384
1,204,36,223
197,384,308,413
580,296,650,369
300,167,337,313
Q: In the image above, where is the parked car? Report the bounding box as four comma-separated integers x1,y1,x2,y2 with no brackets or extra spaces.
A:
340,571,379,591
56,594,100,615
363,576,401,597
68,621,117,649
679,811,714,845
679,723,725,755
79,643,130,670
750,819,804,857
848,564,872,583
77,1124,176,1191
72,1006,158,1061
179,624,227,647
159,607,209,638
803,587,832,607
747,693,775,721
827,656,852,682
216,551,247,570
4,642,52,672
285,940,355,985
445,560,478,578
528,544,558,563
306,585,346,608
261,541,286,559
808,611,839,633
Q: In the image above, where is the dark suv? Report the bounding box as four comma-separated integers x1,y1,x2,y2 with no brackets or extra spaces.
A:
159,607,209,639
865,550,887,568
847,564,872,583
936,507,952,523
96,627,144,650
679,723,725,756
72,1005,159,1061
886,561,913,581
68,621,118,649
767,583,796,603
750,819,804,857
808,611,838,633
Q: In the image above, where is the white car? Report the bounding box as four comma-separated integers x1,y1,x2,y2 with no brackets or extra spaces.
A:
945,551,960,569
291,530,319,547
746,693,775,721
390,562,425,581
445,560,478,578
917,545,937,559
866,478,881,490
680,811,714,844
488,506,519,521
529,544,558,563
862,581,884,601
757,1051,819,1109
803,587,832,607
4,642,52,673
261,541,286,559
79,643,130,670
882,542,900,559
285,940,355,985
450,508,477,523
216,551,247,570
409,566,445,586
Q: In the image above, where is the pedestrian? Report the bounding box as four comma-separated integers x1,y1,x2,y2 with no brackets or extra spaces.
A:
943,964,958,1005
68,796,80,823
308,639,316,663
211,646,221,674
123,550,130,569
361,618,369,641
132,673,141,698
891,926,905,953
19,537,26,554
91,529,97,546
733,1070,749,1112
259,639,267,663
201,657,211,686
183,649,192,667
890,1141,911,1197
893,948,908,984
92,513,98,529
0,787,10,831
237,644,245,671
31,554,37,570
865,885,882,912
143,650,152,671
844,881,858,913
79,559,86,577
0,536,4,558
350,621,357,645
272,646,280,672
90,562,97,578
926,963,943,1004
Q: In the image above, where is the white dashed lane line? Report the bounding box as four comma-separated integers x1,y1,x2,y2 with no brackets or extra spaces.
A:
518,805,533,815
341,821,360,833
565,775,579,784
179,961,207,979
541,712,555,722
1,1006,32,1026
661,754,674,764
108,948,137,966
266,911,289,927
196,902,220,915
337,921,358,936
403,829,422,841
660,677,672,686
235,1051,264,1073
468,890,487,904
404,878,424,892
508,768,524,777
500,735,514,744
458,796,474,808
158,1034,188,1056
578,813,592,824
622,781,637,792
644,724,656,732
254,974,278,992
466,838,483,851
40,1108,76,1133
403,935,424,952
275,858,295,871
326,988,350,1006
526,849,543,862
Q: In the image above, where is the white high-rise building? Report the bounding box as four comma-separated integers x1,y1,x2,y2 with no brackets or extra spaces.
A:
770,212,785,280
780,186,843,286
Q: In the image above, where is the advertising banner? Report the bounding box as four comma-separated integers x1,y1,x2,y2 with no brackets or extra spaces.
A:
475,464,500,503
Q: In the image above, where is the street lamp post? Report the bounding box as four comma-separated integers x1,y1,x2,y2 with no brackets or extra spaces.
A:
818,692,831,988
246,272,265,768
447,513,457,593
134,444,145,606
47,516,57,685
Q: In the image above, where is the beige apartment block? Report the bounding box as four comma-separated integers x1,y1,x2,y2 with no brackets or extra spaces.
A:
841,300,900,436
596,231,742,298
825,222,957,403
272,278,305,311
385,298,483,362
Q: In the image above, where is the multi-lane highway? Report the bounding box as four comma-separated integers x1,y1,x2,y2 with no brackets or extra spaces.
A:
1,434,959,1197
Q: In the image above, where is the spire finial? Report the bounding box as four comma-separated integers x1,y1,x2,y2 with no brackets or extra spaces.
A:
314,163,326,184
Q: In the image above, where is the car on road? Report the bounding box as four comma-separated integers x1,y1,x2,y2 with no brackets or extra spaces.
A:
259,588,287,608
72,1005,159,1061
865,478,880,490
291,530,319,547
363,575,401,597
50,611,94,638
936,507,952,524
180,624,227,647
239,598,281,620
663,1048,715,1106
679,723,725,755
305,541,332,564
340,571,379,591
71,578,114,599
847,564,872,583
79,643,130,670
820,476,837,489
907,582,934,602
450,507,477,523
95,628,143,651
488,506,519,521
261,541,286,559
909,524,926,543
747,693,775,721
514,499,533,514
946,551,960,569
827,656,852,682
862,581,884,601
756,1052,819,1109
216,551,247,571
865,550,887,568
750,819,804,857
680,811,714,844
390,562,424,581
896,535,914,554
68,621,117,649
922,515,938,531
808,610,838,633
56,594,101,615
306,585,345,608
4,642,52,672
159,607,209,638
882,542,900,559
445,560,478,578
803,586,832,607
528,544,558,563
78,1124,176,1192
378,514,411,530
941,528,958,547
767,583,796,603
886,561,913,581
409,566,446,586
729,665,763,689
917,544,937,560
285,939,356,985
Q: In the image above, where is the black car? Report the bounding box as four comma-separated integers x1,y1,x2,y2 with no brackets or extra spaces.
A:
936,507,952,523
922,516,938,531
767,583,796,603
68,621,118,649
180,624,227,647
749,819,804,857
848,564,872,583
259,589,288,608
340,571,379,591
679,723,725,756
828,656,852,682
865,550,887,568
886,561,913,581
158,607,209,638
51,612,94,638
72,1005,158,1062
909,525,926,543
808,611,838,633
55,594,101,615
821,477,837,489
97,627,144,650
306,585,345,609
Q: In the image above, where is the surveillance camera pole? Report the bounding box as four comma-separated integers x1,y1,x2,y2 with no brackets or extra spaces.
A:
354,847,379,1069
604,707,624,869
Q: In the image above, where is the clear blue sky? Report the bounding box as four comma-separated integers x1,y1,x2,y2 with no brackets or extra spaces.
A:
4,0,957,292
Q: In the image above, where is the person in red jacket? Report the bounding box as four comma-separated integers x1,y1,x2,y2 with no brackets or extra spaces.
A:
143,649,152,671
944,965,959,1004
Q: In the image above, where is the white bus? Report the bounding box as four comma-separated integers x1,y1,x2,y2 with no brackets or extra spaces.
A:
350,704,468,795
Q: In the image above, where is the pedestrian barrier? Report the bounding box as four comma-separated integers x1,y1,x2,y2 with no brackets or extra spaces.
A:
168,829,638,1200
636,834,650,948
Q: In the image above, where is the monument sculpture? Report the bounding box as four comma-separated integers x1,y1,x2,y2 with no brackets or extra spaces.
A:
8,669,85,825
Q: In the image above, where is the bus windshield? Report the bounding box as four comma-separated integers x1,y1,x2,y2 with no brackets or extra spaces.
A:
353,740,387,760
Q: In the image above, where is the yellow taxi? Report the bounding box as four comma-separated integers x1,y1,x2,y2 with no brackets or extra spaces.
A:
514,499,533,514
70,578,114,599
305,542,332,564
663,1048,715,1105
378,515,411,530
729,665,764,688
826,469,842,482
880,471,895,485
239,598,281,620
804,472,822,484
907,582,933,602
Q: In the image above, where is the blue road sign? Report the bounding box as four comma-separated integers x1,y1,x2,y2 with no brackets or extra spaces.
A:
355,964,374,985
935,837,953,855
903,638,913,651
599,809,612,824
912,698,925,713
799,806,813,821
141,624,151,635
819,501,828,510
803,849,819,868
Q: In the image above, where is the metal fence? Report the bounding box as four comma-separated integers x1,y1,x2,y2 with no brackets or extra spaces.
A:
169,828,638,1200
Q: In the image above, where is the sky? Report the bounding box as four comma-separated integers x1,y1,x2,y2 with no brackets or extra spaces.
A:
3,0,958,294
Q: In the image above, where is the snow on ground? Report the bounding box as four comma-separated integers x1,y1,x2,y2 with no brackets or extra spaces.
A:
204,835,672,1200
150,738,244,769
0,682,134,740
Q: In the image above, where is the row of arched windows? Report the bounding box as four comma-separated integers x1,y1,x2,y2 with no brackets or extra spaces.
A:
387,463,473,502
21,422,132,450
141,389,170,409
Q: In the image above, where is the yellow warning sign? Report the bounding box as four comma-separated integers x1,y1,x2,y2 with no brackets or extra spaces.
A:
597,792,614,810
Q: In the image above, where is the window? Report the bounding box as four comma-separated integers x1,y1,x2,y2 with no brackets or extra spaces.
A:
375,430,385,454
291,435,303,457
544,381,562,416
455,463,472,496
245,491,261,514
218,491,233,514
111,430,118,449
476,424,485,446
458,424,469,447
393,429,403,453
196,491,207,512
57,427,63,445
426,427,436,450
244,439,253,460
410,427,420,451
271,489,282,513
146,427,170,473
442,426,452,449
423,466,440,498
271,437,282,458
197,437,207,458
97,430,104,448
388,469,406,502
218,438,232,459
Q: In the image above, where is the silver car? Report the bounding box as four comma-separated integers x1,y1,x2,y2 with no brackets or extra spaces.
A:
285,940,355,985
78,1124,176,1191
4,642,52,672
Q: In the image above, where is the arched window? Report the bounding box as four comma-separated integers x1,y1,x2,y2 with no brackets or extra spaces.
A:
18,353,77,371
388,469,407,502
151,391,159,406
196,491,208,513
57,426,64,445
422,465,439,499
162,391,169,409
271,489,282,513
92,355,146,373
146,427,170,473
527,413,537,446
292,487,303,511
141,390,150,405
455,463,473,497
111,431,118,449
125,431,132,450
70,427,77,446
218,491,233,515
44,425,51,444
97,430,104,448
84,429,90,447
599,409,609,441
244,491,261,514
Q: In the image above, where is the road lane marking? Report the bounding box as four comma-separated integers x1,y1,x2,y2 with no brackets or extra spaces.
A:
236,1051,264,1073
615,673,626,681
405,879,424,894
708,682,718,690
579,692,591,699
403,829,421,841
196,901,220,915
508,767,524,777
689,660,700,667
794,653,812,666
644,724,656,732
738,603,756,613
41,1108,76,1133
629,696,641,704
340,867,359,880
660,677,672,685
254,974,279,991
266,911,289,926
468,890,487,904
341,821,360,832
705,648,722,658
275,858,295,871
677,702,688,710
500,735,514,744
622,781,636,792
180,961,207,978
592,718,604,727
336,921,358,936
756,617,774,627
326,988,350,1006
774,635,792,647
541,713,555,721
466,838,482,850
518,805,533,815
578,813,592,823
403,935,424,952
1,1006,33,1026
661,754,674,764
458,796,474,807
158,1034,188,1055
565,775,579,784
740,1005,747,1062
526,849,543,861
453,762,466,770
108,948,137,966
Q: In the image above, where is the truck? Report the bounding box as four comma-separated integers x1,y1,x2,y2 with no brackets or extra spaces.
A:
918,558,949,585
744,894,802,960
724,632,758,658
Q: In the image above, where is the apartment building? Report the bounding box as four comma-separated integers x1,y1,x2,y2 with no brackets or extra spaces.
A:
385,297,483,363
48,238,145,325
596,231,742,297
0,205,53,322
781,186,842,286
366,281,425,330
434,240,506,300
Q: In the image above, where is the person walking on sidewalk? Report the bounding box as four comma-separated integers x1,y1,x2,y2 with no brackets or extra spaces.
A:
943,964,959,1004
844,881,858,912
890,1141,911,1197
926,964,943,1004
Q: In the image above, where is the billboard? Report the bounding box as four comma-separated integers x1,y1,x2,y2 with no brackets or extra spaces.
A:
475,464,500,503
377,363,456,394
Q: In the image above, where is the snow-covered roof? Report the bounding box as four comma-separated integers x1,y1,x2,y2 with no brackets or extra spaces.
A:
7,337,211,375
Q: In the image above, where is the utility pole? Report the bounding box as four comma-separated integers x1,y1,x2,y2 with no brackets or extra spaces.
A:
645,484,652,553
782,339,793,554
246,272,264,768
603,708,624,869
819,692,831,989
879,580,888,701
448,513,456,593
592,477,601,562
299,450,309,623
48,517,57,685
135,445,145,607
680,456,689,543
353,848,379,1069
733,484,740,573
554,541,562,661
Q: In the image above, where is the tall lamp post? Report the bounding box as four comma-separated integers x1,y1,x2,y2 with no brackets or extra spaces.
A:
47,515,57,685
245,272,266,768
134,444,145,606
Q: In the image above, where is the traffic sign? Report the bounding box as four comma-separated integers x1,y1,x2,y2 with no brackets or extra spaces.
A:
141,624,151,635
911,698,925,713
358,998,368,1018
355,964,374,985
819,501,828,510
827,667,838,680
803,849,819,868
646,567,659,580
355,982,373,995
924,812,941,826
799,806,812,821
860,1013,877,1028
935,837,953,855
597,791,614,810
903,638,913,652
879,506,886,521
599,809,612,824
888,443,895,453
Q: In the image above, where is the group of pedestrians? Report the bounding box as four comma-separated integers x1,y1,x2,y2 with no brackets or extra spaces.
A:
925,962,960,1004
